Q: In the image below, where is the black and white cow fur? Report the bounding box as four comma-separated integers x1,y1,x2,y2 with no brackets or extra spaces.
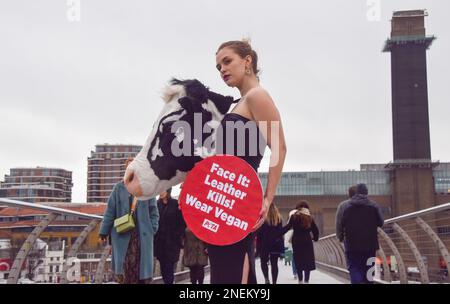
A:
124,79,236,199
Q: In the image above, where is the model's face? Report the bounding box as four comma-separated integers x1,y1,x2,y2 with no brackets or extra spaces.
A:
216,47,248,87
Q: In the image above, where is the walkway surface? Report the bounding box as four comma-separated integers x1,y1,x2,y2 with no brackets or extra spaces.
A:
181,258,348,284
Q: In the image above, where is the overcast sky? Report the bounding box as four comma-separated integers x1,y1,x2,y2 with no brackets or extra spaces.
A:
1,0,449,203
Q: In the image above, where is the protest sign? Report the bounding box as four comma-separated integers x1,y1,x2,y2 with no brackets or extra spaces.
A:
179,155,263,246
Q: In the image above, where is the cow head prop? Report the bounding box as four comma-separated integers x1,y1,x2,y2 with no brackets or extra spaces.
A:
124,78,235,200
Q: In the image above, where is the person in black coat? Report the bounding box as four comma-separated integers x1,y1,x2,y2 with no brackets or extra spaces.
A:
282,201,319,284
154,187,186,284
336,184,384,284
256,203,284,284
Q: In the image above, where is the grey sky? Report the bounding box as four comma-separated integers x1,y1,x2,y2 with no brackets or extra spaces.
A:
1,0,449,203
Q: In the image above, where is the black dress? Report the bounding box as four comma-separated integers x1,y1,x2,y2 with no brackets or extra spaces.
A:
207,112,266,284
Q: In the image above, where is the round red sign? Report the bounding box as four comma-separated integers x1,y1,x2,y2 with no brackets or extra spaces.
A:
179,155,263,246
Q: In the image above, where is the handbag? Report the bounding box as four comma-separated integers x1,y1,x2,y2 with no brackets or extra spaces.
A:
114,196,138,234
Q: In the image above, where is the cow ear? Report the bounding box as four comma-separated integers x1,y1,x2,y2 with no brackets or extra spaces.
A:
179,96,208,114
186,80,208,103
178,96,190,112
207,91,236,114
162,84,186,103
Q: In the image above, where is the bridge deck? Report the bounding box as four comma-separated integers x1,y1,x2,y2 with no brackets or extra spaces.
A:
181,258,348,284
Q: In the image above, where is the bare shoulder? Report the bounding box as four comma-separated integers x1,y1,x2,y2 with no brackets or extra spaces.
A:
245,87,274,109
246,87,272,101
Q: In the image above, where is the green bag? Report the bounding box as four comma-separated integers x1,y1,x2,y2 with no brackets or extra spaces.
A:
114,214,135,234
114,197,138,234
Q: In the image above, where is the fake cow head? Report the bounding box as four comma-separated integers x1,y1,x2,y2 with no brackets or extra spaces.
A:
124,78,235,199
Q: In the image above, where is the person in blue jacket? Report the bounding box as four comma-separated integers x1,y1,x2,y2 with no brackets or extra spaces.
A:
99,158,159,284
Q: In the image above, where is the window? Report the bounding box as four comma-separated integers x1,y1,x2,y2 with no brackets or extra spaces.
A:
437,226,450,236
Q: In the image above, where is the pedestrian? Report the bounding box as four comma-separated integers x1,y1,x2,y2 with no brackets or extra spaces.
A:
282,201,319,284
286,204,302,279
99,158,159,284
284,229,297,279
182,227,209,284
256,203,284,284
336,183,384,284
154,187,186,284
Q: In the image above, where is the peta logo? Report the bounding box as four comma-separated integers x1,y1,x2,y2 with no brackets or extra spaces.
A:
202,219,219,233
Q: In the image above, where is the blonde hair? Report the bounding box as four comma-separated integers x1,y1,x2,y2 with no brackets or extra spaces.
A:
266,203,282,226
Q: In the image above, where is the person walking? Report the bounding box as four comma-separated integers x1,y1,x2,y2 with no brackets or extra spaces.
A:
284,229,297,279
256,203,284,284
282,201,319,284
154,187,186,284
286,204,301,279
182,227,208,284
336,183,384,284
99,158,159,284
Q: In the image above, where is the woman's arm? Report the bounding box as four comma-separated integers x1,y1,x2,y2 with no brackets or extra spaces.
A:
280,216,293,236
311,220,319,242
99,185,118,238
247,88,287,229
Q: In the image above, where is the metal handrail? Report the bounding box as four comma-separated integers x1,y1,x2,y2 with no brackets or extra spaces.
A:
315,201,450,284
0,198,192,284
0,198,103,220
319,202,450,241
384,202,450,224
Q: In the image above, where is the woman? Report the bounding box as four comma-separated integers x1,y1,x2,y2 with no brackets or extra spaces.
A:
256,203,284,284
282,201,319,284
207,39,287,284
99,158,159,284
182,227,209,284
154,187,186,284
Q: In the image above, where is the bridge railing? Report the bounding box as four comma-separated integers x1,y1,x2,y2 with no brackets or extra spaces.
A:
0,198,198,284
314,202,450,284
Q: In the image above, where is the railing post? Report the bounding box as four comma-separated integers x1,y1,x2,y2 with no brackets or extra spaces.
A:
322,239,335,266
331,237,347,269
415,217,450,283
94,245,111,284
60,219,100,284
377,245,392,282
314,242,325,263
326,238,340,267
318,242,326,262
377,227,408,284
318,240,329,264
327,238,339,266
7,213,58,284
393,223,430,284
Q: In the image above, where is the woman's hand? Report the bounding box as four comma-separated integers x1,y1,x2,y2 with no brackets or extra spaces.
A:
252,197,271,231
99,234,108,246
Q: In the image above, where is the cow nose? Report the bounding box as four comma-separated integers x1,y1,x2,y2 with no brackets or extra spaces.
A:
124,169,143,197
124,169,135,185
